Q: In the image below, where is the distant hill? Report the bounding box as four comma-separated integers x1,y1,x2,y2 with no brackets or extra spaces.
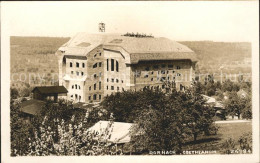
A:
179,41,251,74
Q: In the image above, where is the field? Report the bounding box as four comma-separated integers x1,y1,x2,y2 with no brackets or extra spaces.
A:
183,121,252,153
10,36,70,90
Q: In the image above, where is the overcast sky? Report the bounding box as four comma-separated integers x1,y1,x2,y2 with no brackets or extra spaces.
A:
2,1,259,42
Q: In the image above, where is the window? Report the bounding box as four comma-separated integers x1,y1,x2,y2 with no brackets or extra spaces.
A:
111,59,114,71
72,85,74,89
71,95,73,98
150,71,154,75
145,67,150,71
117,87,119,91
79,86,81,90
177,66,181,69
177,73,181,76
75,94,78,99
89,86,91,91
151,78,153,81
75,84,77,89
173,77,176,80
107,78,109,82
76,62,79,68
107,59,109,71
89,96,91,100
94,83,96,90
122,88,124,91
121,80,124,83
107,86,109,90
71,71,73,74
93,94,96,100
172,70,175,73
82,63,85,68
79,96,81,102
168,76,170,80
81,72,84,76
144,74,149,78
99,52,102,56
93,63,97,68
99,72,102,78
99,82,101,90
99,95,101,100
162,85,165,89
76,71,79,76
70,62,73,67
99,62,102,67
111,86,114,90
94,54,97,58
162,64,166,68
116,61,119,72
161,70,165,74
111,78,114,83
94,74,97,79
153,65,159,69
116,79,119,83
168,64,173,69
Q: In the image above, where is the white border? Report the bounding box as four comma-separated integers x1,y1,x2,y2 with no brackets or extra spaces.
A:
1,1,259,163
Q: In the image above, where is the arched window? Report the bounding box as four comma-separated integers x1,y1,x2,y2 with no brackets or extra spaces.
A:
79,86,81,90
76,62,79,68
111,59,114,71
107,59,109,71
70,62,73,67
72,85,74,89
82,63,85,68
94,83,96,90
79,96,81,102
75,84,77,89
75,94,78,99
116,60,119,72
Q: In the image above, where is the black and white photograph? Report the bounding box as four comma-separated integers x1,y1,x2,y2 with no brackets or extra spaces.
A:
1,1,259,163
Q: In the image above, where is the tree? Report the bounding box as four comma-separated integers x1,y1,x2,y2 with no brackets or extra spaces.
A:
11,88,19,99
10,99,34,156
224,91,243,119
185,81,216,141
242,96,252,119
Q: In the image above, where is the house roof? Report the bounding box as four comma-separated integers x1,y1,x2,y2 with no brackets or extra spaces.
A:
20,99,46,115
32,86,68,94
87,120,134,144
58,33,197,63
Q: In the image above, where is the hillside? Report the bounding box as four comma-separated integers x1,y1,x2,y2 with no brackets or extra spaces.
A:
10,37,251,90
179,41,251,74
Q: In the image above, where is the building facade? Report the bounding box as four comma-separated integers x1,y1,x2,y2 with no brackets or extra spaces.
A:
56,33,197,103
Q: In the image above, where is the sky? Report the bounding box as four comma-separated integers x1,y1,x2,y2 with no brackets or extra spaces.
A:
2,1,259,42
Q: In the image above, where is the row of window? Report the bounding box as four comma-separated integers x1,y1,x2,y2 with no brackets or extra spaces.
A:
71,71,84,76
93,62,102,68
107,59,119,72
144,84,184,91
72,84,81,90
106,85,124,91
71,94,82,101
106,78,123,83
70,62,85,68
89,94,102,101
93,52,102,58
89,82,102,91
145,65,181,71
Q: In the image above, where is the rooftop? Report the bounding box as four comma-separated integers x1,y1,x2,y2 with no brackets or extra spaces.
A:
32,86,68,94
58,33,197,63
20,99,46,115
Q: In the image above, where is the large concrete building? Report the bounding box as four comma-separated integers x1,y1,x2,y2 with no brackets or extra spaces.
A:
56,33,197,103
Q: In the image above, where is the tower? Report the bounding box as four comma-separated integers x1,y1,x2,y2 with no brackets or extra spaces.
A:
99,22,105,32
